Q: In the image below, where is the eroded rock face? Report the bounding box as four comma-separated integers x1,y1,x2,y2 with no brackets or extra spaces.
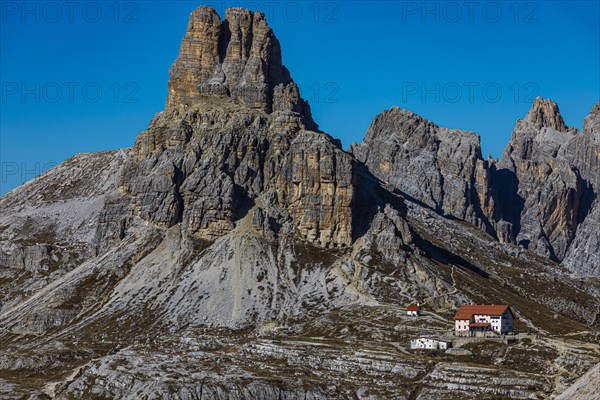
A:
86,7,342,250
276,132,356,248
562,102,600,190
166,7,317,131
104,100,356,249
493,98,590,260
0,244,51,273
562,202,600,277
349,98,600,273
350,107,495,233
561,102,600,276
519,97,568,133
100,6,355,249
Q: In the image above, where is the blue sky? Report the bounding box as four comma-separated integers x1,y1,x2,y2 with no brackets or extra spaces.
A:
1,1,599,194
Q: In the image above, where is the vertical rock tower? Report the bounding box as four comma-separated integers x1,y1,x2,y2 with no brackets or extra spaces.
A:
99,6,358,251
494,97,587,260
166,6,317,131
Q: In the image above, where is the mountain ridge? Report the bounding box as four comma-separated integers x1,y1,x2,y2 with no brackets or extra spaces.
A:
0,6,599,399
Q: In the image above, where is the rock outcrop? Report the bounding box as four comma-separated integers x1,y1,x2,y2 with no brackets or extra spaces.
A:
350,107,496,233
276,131,357,247
97,7,355,250
561,102,600,276
492,98,590,260
350,98,600,272
556,362,600,400
111,100,356,250
166,7,317,131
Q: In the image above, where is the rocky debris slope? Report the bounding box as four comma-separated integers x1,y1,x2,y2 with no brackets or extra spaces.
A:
555,362,600,400
0,150,126,314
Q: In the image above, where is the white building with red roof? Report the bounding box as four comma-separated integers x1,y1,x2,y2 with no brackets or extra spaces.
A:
406,304,422,316
453,305,514,336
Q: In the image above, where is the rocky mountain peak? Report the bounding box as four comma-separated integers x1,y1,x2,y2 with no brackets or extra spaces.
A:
521,96,567,132
494,97,594,262
166,6,317,130
583,101,600,136
351,106,495,234
2,6,600,398
358,106,438,147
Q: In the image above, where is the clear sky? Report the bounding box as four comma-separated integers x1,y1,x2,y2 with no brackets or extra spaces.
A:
1,0,599,194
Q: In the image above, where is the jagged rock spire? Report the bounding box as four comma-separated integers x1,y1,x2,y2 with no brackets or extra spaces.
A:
495,97,588,261
521,97,567,132
166,6,317,131
501,97,572,163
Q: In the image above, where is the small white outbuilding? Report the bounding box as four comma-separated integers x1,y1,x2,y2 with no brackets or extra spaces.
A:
410,336,452,350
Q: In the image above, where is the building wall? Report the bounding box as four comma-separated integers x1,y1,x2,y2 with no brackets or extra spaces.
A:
490,315,501,333
454,319,470,334
455,308,514,336
473,314,491,323
455,311,514,335
500,310,514,333
473,330,496,338
411,338,451,349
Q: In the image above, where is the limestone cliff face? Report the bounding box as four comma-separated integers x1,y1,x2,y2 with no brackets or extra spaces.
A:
105,101,355,250
350,107,496,234
94,7,355,250
562,101,600,190
276,132,356,248
493,98,590,261
561,102,600,276
166,7,317,131
349,98,600,274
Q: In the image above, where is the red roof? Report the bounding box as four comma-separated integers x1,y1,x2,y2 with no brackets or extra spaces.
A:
469,322,491,328
407,304,421,311
453,305,511,320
